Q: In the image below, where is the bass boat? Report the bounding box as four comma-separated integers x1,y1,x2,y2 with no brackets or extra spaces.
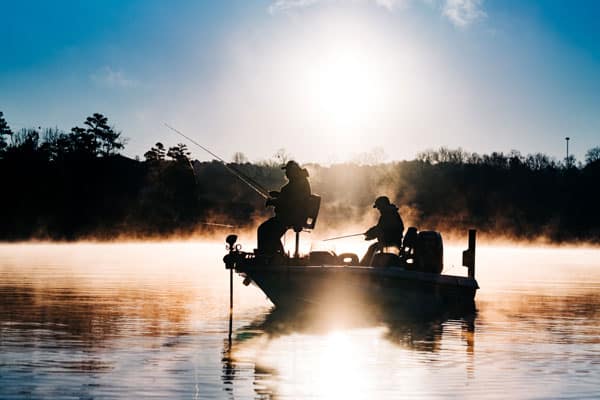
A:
223,228,479,313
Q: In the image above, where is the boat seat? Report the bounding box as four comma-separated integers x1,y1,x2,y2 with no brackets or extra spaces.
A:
303,194,321,230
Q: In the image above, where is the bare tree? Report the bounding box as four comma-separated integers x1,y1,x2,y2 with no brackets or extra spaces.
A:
273,148,291,165
232,151,248,164
585,146,600,165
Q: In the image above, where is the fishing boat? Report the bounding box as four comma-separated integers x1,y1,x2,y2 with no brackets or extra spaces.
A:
223,228,479,313
160,125,479,314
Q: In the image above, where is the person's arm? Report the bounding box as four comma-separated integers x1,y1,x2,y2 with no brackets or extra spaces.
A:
364,226,380,240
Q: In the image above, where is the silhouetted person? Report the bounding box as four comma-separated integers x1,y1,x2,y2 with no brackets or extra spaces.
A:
360,196,405,266
257,161,312,255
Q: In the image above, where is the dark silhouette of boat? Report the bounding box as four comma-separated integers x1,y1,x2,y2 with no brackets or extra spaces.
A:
223,229,479,313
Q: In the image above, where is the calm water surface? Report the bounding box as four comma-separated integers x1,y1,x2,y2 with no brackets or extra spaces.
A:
0,241,599,399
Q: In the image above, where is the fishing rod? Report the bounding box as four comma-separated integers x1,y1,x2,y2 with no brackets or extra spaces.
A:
164,123,270,199
199,222,237,228
322,232,366,241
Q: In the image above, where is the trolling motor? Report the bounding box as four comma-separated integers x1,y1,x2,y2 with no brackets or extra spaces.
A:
223,234,241,270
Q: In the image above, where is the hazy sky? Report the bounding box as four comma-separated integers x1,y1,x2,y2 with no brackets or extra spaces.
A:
1,0,599,163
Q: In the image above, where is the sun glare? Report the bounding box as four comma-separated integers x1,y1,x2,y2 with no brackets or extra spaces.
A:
300,36,390,142
306,48,383,128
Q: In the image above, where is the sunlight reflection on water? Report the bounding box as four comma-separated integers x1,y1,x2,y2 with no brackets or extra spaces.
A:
0,242,599,399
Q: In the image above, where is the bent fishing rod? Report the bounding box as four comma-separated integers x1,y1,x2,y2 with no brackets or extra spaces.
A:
164,123,270,199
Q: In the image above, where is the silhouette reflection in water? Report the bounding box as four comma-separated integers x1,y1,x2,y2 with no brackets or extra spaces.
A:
222,306,476,397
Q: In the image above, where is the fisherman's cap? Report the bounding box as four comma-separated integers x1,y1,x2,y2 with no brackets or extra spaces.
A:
373,196,391,208
282,160,300,170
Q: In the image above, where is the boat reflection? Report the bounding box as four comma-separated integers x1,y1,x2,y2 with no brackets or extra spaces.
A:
236,304,475,349
222,305,476,398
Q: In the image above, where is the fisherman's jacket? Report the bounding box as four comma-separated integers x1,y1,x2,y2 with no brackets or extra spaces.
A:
370,205,405,246
273,175,311,229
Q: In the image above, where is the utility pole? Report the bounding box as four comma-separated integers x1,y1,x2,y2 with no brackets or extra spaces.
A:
565,137,570,168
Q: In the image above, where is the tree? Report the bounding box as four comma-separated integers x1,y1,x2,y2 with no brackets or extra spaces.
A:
508,150,524,169
273,148,291,165
70,126,97,156
39,128,68,161
144,142,166,162
167,143,191,161
416,147,472,165
84,113,124,156
585,147,600,165
0,111,13,155
482,152,508,169
7,128,40,153
352,146,388,165
525,153,556,170
232,151,248,164
564,155,577,169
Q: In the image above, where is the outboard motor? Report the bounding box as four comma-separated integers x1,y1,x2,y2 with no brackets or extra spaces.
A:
414,231,443,274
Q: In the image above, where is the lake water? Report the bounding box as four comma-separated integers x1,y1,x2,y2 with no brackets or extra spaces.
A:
0,241,599,399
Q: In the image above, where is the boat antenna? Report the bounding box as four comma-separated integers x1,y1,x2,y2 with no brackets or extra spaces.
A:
164,123,270,199
322,232,366,241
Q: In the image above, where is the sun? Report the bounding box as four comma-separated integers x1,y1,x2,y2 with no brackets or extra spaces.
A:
304,42,387,131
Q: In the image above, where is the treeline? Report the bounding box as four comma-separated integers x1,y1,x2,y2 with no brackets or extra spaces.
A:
0,111,599,242
308,150,600,242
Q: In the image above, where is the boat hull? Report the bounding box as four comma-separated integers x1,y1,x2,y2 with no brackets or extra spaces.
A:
237,264,478,313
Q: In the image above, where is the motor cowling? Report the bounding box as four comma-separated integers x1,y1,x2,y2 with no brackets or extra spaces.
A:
414,231,443,274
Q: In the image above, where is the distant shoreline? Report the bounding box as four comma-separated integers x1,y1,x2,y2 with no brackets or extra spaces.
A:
1,113,599,244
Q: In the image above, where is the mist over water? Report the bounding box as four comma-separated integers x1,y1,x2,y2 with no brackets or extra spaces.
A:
1,241,599,399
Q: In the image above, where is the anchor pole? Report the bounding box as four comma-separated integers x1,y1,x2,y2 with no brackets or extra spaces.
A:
228,267,233,343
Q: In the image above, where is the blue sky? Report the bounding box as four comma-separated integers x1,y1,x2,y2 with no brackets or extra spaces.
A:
1,0,599,163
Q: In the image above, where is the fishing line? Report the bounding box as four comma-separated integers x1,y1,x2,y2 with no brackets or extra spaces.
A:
164,123,270,199
322,232,366,241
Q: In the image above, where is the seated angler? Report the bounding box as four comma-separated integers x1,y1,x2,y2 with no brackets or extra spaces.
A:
256,160,312,255
360,196,405,266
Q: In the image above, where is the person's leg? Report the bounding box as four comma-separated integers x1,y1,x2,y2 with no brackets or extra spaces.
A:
360,242,380,266
257,217,287,254
257,218,274,253
273,222,287,254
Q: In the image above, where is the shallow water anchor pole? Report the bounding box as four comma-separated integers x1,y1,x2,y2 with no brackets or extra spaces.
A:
224,234,238,343
228,267,233,342
462,229,476,279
